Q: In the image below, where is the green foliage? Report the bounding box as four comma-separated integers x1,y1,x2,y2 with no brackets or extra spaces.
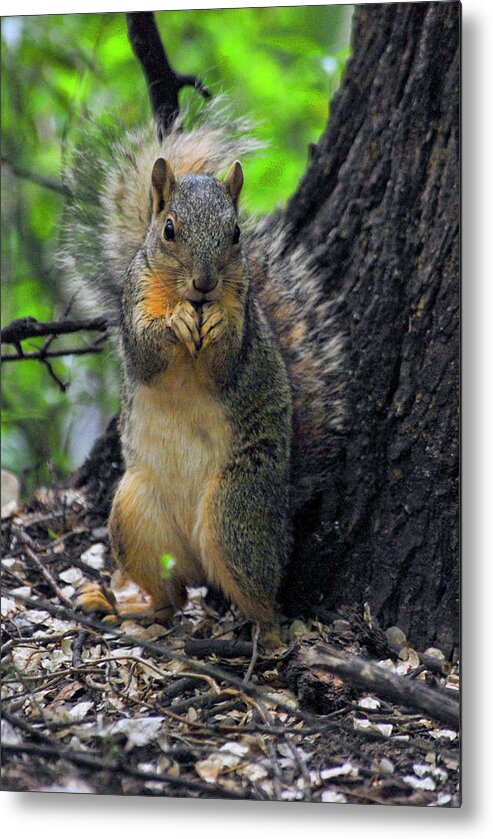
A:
1,7,351,493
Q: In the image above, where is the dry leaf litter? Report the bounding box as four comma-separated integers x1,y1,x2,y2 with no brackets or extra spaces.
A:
1,486,460,804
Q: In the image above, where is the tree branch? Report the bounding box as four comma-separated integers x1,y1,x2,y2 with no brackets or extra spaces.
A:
126,12,211,138
301,643,459,728
1,315,111,390
1,315,110,346
1,341,107,363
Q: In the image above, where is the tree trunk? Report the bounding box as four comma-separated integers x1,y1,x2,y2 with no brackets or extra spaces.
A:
281,1,460,654
74,2,460,654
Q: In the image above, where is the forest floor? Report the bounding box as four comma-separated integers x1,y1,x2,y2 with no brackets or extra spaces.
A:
1,486,460,806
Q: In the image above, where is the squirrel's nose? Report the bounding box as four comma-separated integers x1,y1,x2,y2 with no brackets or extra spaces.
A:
193,273,217,293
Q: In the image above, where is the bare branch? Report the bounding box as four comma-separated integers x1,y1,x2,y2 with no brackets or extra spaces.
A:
14,525,74,609
1,742,249,800
1,340,107,363
1,315,111,387
1,315,110,346
126,12,211,137
40,357,68,392
301,643,459,728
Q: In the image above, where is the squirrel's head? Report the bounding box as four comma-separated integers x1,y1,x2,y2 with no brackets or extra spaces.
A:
148,157,244,303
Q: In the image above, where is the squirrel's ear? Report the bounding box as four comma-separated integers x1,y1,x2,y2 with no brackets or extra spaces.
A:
151,158,176,216
224,161,243,211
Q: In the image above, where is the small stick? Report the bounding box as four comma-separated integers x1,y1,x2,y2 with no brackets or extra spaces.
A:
184,638,255,659
244,622,260,684
15,527,73,610
1,742,249,800
72,630,88,667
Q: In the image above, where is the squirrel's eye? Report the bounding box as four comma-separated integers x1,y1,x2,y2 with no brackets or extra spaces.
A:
164,218,175,241
232,224,241,245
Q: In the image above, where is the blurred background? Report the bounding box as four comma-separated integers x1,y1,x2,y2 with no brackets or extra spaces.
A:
1,6,352,494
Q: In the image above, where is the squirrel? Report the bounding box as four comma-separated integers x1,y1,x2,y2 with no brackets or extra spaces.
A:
61,109,344,643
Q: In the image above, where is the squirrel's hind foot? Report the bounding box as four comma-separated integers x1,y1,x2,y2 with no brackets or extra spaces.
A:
74,581,117,618
74,581,173,625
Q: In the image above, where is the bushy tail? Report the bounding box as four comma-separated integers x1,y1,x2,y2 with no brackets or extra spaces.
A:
59,103,262,319
247,218,345,510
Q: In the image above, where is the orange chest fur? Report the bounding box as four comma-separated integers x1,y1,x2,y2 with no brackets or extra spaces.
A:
141,272,181,319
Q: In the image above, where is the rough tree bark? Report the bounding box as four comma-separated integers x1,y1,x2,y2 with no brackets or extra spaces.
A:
74,2,460,653
282,1,460,654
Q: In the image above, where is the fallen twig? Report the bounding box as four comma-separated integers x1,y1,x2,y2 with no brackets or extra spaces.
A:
184,638,255,659
9,592,315,724
302,643,459,728
387,640,452,677
1,742,250,799
72,630,88,668
14,526,74,609
244,622,260,684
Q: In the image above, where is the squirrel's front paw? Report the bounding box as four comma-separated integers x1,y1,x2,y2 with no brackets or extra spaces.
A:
170,300,201,356
200,302,227,349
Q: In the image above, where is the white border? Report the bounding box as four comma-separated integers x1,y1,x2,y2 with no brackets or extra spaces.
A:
2,0,493,835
